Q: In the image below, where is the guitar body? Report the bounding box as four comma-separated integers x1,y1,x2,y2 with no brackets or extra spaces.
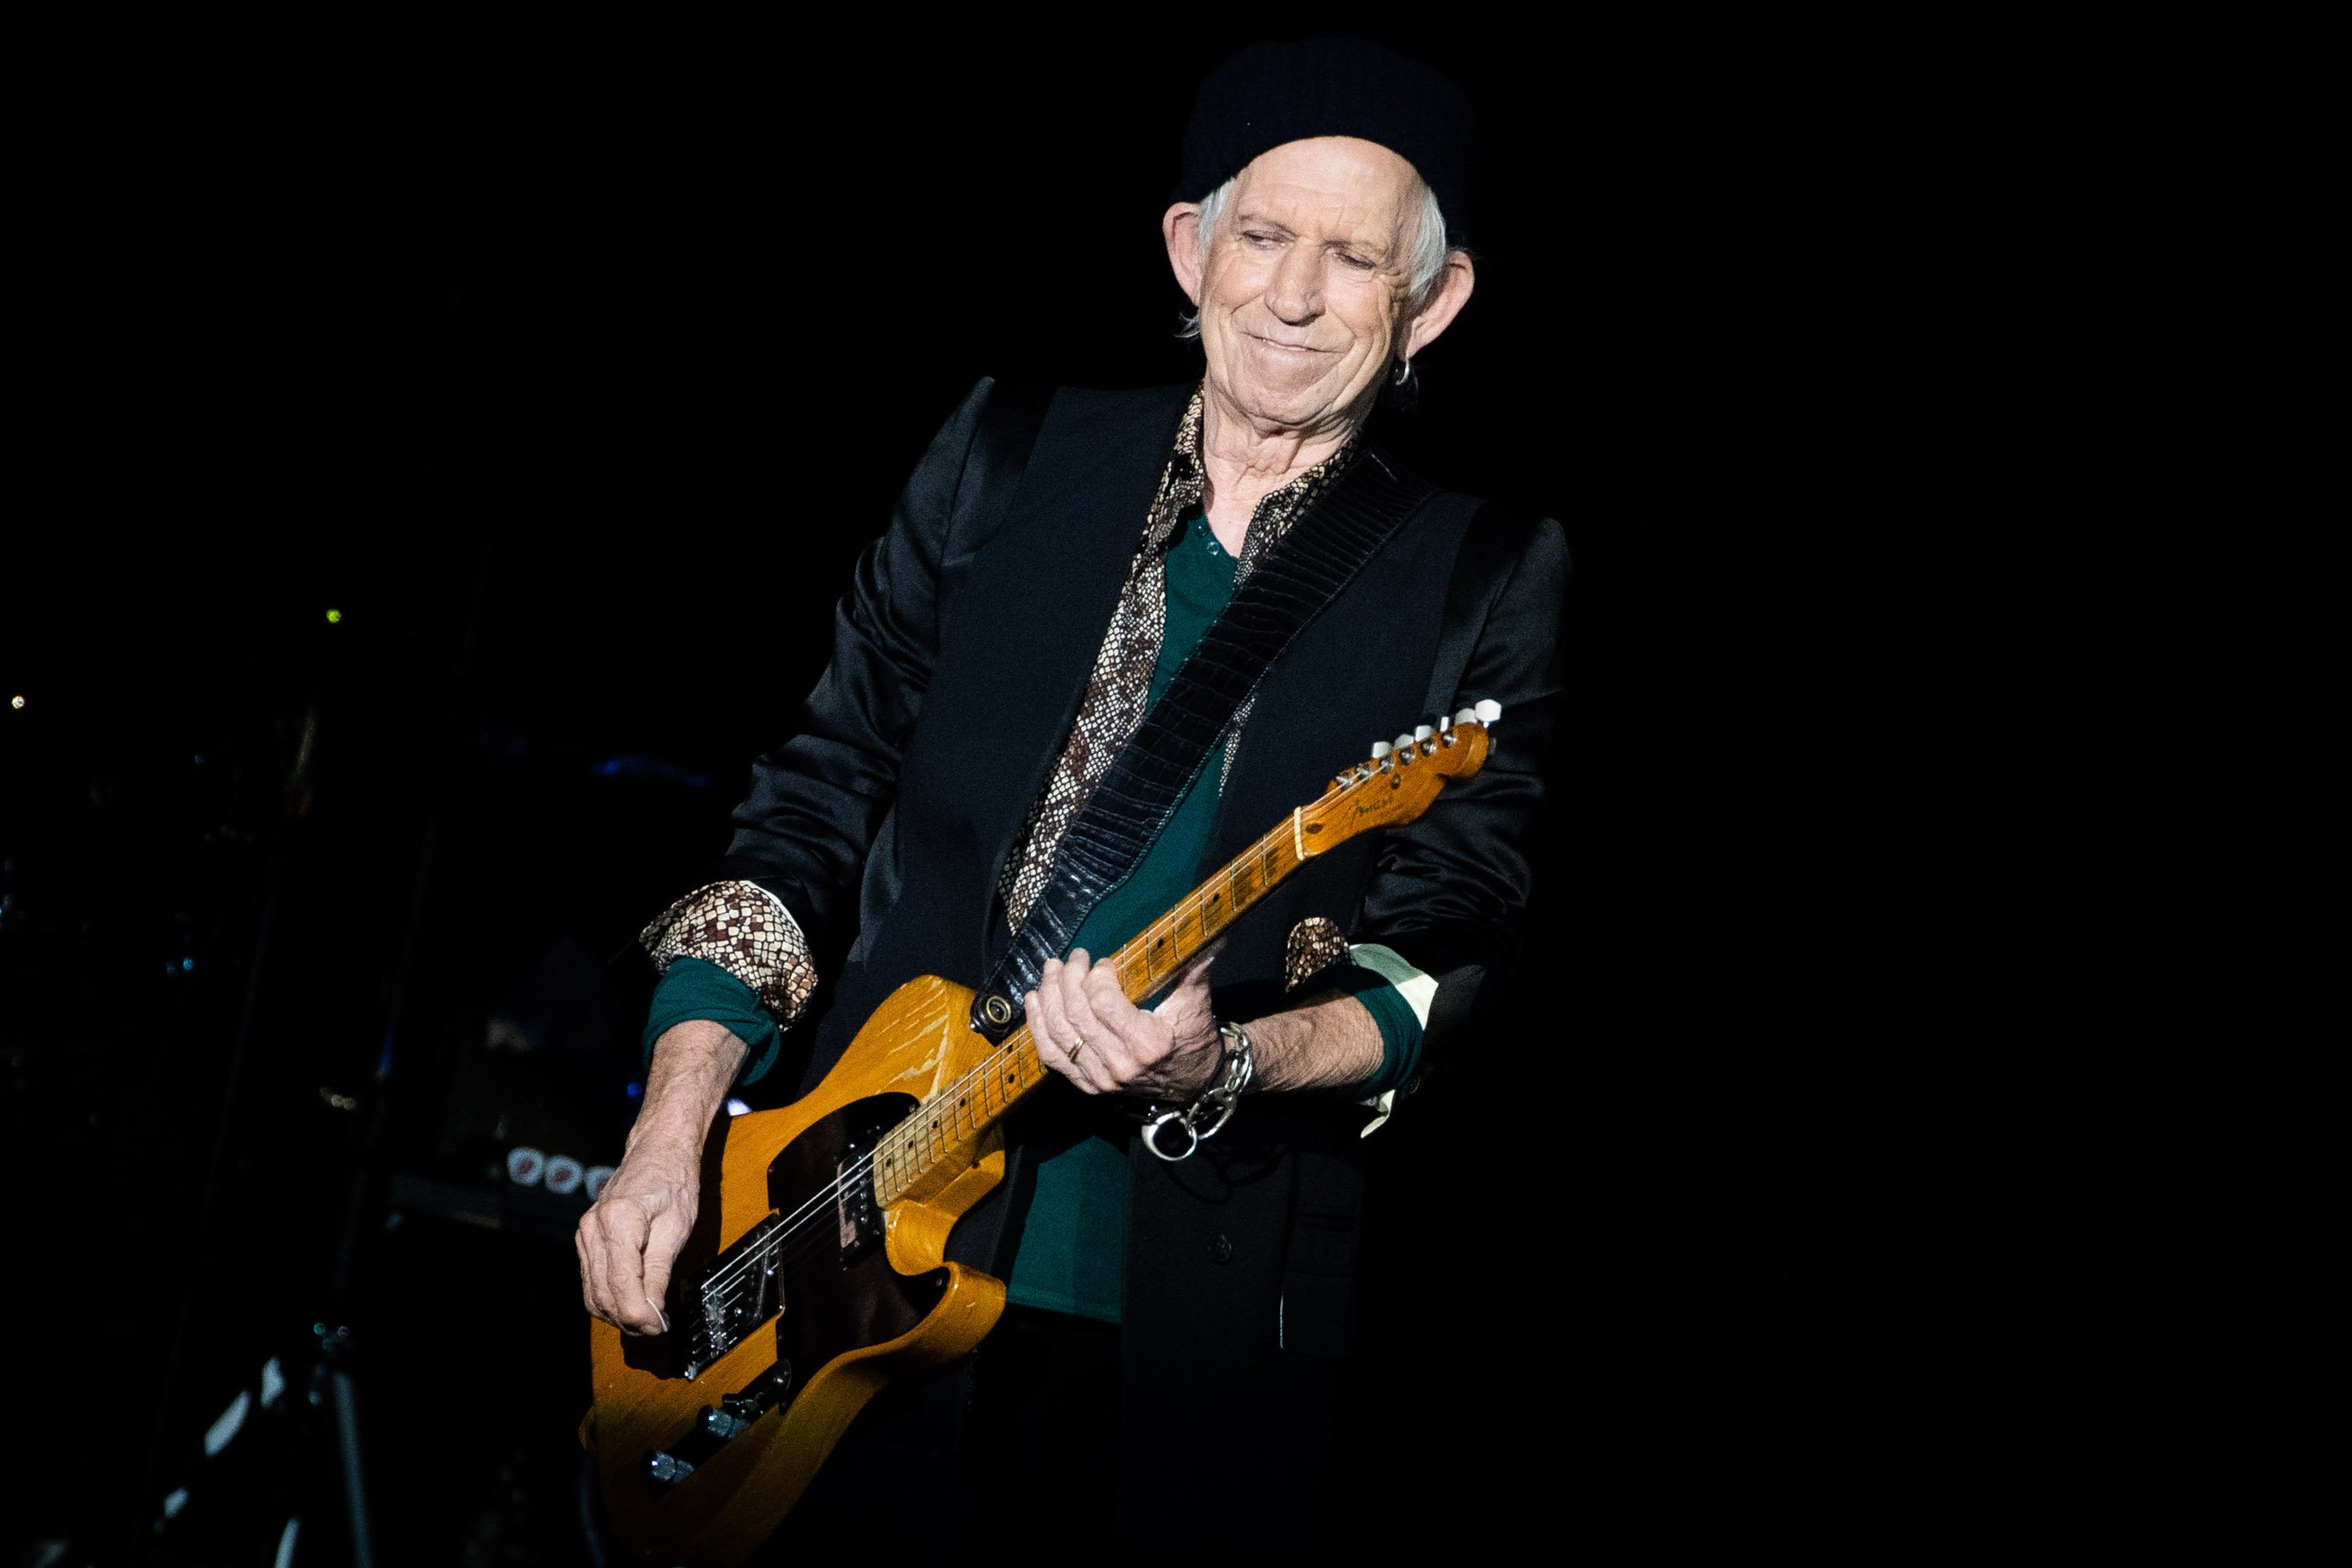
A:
586,975,1010,1566
582,711,1494,1564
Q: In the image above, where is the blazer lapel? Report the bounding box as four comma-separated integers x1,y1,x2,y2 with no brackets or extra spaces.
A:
918,383,1194,970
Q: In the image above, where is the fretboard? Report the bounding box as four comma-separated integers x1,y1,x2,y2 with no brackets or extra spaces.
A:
869,810,1310,1205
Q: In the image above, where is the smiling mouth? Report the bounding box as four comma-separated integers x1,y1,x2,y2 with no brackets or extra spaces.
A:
1246,333,1328,354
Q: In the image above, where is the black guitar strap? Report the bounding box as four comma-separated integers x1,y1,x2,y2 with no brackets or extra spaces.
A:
969,447,1440,1041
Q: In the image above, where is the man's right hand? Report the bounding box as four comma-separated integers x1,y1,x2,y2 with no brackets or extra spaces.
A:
576,1134,702,1335
575,1018,748,1336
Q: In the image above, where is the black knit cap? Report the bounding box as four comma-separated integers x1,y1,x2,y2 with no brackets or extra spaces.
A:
1174,37,1479,245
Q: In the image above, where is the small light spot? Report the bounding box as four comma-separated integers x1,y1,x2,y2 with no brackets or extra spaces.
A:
7,695,23,710
324,609,343,624
726,1098,751,1118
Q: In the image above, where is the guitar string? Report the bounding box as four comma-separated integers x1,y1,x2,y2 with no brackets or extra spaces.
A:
690,854,1268,1312
689,842,1274,1305
686,814,1330,1312
686,811,1320,1311
682,747,1446,1313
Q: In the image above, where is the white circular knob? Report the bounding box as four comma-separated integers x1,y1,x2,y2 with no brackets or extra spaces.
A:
1475,699,1503,724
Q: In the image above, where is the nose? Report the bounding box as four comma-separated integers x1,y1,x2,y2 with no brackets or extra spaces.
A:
1264,243,1323,326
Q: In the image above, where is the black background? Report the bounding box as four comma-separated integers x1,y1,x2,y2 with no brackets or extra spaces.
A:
5,15,2321,1563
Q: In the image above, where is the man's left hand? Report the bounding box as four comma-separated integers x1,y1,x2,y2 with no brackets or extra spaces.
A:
1025,946,1223,1099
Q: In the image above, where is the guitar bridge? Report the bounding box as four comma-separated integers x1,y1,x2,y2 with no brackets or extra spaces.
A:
674,1212,786,1380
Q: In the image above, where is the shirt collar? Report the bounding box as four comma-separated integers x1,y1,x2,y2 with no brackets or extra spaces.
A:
1145,387,1362,567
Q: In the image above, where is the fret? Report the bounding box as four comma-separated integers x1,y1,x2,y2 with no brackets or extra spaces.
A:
864,720,1484,1213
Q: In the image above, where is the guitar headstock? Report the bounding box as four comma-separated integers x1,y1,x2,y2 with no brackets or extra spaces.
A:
1297,702,1500,854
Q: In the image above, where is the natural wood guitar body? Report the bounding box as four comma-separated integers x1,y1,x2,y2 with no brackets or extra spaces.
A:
587,975,1010,1565
581,710,1494,1564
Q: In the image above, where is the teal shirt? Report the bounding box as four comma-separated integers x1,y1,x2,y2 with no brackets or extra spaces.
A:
998,511,1242,1321
642,510,1425,1323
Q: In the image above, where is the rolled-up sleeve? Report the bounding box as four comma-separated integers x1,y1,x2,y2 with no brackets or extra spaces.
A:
635,379,1003,1078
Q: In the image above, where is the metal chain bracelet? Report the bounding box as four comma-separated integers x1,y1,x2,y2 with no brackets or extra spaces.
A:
1141,1021,1255,1162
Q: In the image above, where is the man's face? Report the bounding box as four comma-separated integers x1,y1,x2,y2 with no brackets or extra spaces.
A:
1188,136,1429,434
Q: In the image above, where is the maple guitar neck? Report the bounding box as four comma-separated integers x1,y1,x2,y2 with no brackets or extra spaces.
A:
868,710,1492,1206
583,706,1500,1564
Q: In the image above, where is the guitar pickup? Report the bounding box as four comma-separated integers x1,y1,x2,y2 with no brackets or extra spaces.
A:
835,1144,884,1264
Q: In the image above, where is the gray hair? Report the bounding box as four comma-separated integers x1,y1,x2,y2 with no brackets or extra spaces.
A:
1176,172,1455,340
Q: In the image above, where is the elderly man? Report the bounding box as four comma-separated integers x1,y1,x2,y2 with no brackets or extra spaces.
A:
579,37,1565,1552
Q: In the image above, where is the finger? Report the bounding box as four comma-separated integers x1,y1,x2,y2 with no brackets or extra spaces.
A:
1061,955,1131,1094
1048,956,1119,1095
598,1200,662,1335
641,1207,694,1327
1152,941,1222,1032
1054,949,1102,1039
1026,977,1089,1090
1176,940,1232,987
1080,961,1155,1076
576,1225,603,1319
579,1213,616,1324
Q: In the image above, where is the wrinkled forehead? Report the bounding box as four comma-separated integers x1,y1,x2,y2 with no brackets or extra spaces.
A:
1224,136,1424,238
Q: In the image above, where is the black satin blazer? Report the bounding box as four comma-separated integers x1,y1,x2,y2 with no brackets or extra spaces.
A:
690,376,1566,1414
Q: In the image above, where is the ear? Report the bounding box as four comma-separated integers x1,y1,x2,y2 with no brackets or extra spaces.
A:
1162,203,1205,307
1402,251,1477,360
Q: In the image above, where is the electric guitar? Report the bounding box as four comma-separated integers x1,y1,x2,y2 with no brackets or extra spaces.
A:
582,705,1499,1564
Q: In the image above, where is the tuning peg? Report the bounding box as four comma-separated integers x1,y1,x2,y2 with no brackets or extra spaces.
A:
1436,712,1454,730
1475,699,1503,724
1414,725,1435,743
1369,740,1392,760
1393,733,1417,757
1452,706,1478,727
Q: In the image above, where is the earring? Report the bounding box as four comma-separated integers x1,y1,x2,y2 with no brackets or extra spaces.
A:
1391,357,1414,387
